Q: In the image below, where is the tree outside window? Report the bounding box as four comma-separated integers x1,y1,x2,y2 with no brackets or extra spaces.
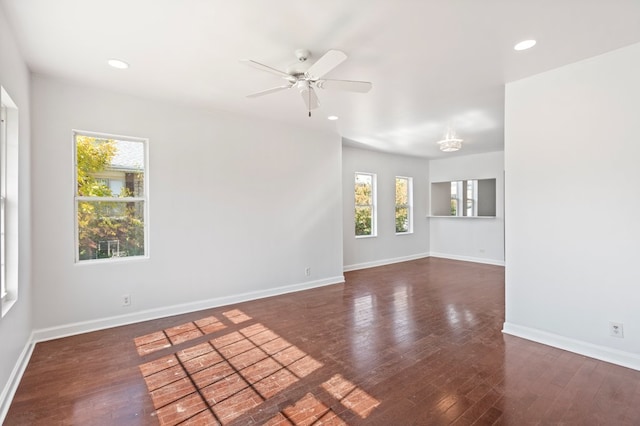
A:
395,176,412,233
355,173,376,237
75,133,147,261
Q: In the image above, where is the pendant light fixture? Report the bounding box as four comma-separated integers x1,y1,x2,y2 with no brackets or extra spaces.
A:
437,127,463,152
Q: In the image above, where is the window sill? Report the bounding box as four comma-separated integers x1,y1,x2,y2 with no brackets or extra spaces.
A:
355,235,377,239
395,231,414,236
1,296,17,318
75,255,150,265
427,215,496,219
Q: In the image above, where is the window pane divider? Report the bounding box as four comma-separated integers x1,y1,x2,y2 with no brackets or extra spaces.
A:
76,196,145,202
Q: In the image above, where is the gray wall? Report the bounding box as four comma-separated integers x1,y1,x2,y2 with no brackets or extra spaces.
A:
429,152,504,265
342,146,430,270
29,74,344,335
0,4,33,419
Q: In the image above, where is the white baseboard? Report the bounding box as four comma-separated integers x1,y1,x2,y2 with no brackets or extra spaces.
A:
0,334,35,424
429,252,505,266
502,322,640,372
32,275,344,343
343,253,430,272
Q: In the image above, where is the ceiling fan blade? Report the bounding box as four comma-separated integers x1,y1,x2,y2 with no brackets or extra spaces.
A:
246,84,293,98
304,50,347,80
300,86,319,110
316,79,372,93
240,59,291,78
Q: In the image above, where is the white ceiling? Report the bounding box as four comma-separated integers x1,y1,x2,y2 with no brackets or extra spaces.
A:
3,0,640,158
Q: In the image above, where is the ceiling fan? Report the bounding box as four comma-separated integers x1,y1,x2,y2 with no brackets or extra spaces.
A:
241,49,372,116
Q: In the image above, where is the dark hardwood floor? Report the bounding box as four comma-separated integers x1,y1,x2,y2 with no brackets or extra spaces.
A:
5,258,640,425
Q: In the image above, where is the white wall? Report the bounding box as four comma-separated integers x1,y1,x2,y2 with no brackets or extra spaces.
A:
504,42,640,370
0,5,33,419
429,151,504,265
30,75,344,336
342,146,429,270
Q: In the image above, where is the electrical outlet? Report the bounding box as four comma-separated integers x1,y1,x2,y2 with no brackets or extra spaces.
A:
122,294,131,307
305,267,311,277
609,322,624,338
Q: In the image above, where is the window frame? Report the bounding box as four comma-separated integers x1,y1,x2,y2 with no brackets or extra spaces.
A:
73,130,150,264
1,97,7,301
465,179,478,217
0,196,5,301
395,176,413,234
354,172,377,238
1,86,18,316
451,180,463,216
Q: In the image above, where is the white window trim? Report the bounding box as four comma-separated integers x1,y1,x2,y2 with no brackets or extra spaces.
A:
73,130,150,264
466,180,478,217
1,196,6,301
0,101,6,302
452,180,463,217
355,172,377,238
395,176,414,235
1,86,19,317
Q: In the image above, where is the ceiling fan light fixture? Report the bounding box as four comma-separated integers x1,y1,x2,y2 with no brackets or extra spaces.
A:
327,115,339,121
297,80,310,92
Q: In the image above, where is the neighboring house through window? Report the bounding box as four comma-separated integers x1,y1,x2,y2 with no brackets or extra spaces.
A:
355,172,376,237
74,131,148,262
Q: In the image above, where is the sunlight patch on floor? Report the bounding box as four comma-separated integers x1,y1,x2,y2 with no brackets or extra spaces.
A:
135,309,379,425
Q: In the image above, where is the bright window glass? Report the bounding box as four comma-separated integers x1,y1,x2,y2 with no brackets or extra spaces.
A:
1,86,18,316
395,176,413,233
0,102,6,299
355,172,376,237
74,132,148,262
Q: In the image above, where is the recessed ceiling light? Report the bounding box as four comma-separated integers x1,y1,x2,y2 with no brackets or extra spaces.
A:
327,115,339,121
514,40,536,51
107,59,129,69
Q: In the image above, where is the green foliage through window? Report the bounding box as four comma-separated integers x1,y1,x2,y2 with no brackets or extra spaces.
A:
355,173,374,236
75,134,146,261
395,177,412,233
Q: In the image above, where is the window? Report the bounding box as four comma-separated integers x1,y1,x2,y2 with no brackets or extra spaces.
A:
74,131,148,262
355,172,376,237
395,176,413,233
450,180,477,217
465,179,478,216
1,98,7,301
95,177,125,195
0,196,5,300
451,181,462,216
1,86,18,316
